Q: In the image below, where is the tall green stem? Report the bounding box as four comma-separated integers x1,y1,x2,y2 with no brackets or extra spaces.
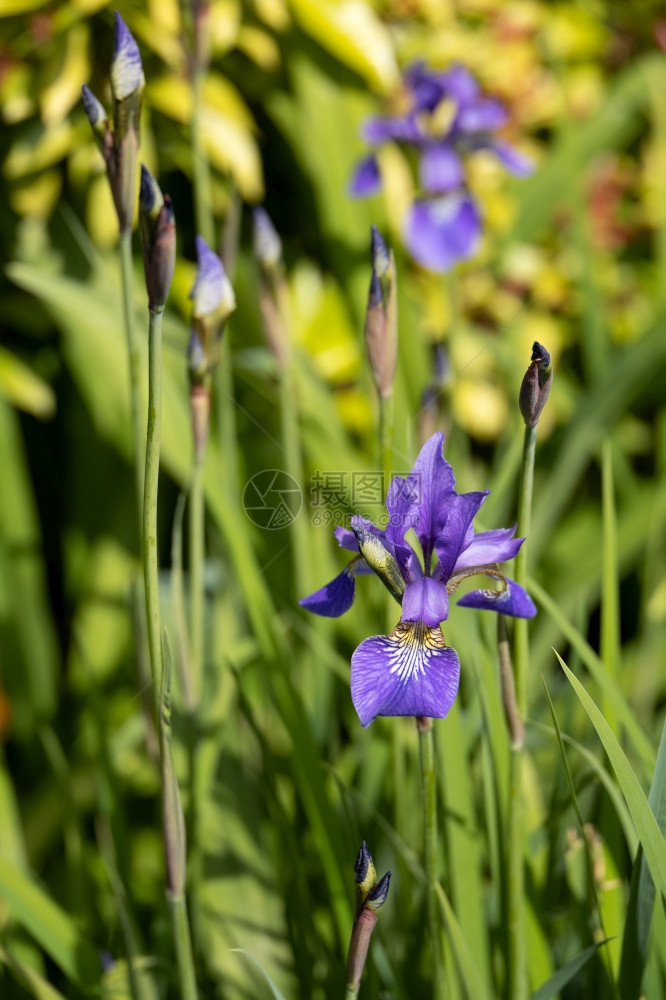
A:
279,366,308,596
143,309,164,695
119,231,144,536
506,422,537,1000
191,68,214,249
378,394,394,497
513,424,536,710
189,455,205,706
417,717,445,1000
168,895,199,1000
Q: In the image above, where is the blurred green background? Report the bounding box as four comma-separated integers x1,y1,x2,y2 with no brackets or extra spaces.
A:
1,0,666,997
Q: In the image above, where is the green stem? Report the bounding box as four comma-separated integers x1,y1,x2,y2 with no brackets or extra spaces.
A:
513,424,536,712
345,986,358,1000
167,894,199,1000
506,422,537,1000
191,67,214,248
418,718,445,999
378,394,394,498
279,365,308,596
189,455,205,707
119,231,143,541
143,309,164,696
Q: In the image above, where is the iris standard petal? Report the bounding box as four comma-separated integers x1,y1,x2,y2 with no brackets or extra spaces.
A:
434,490,489,581
492,140,534,177
349,154,382,197
299,565,356,617
404,194,481,272
401,578,449,627
453,525,524,573
387,432,457,570
404,61,447,112
440,64,480,106
456,98,508,133
457,577,537,618
351,621,460,727
363,115,423,144
419,144,464,194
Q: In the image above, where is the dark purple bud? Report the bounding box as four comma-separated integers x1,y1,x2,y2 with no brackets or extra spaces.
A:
519,341,552,427
354,841,374,885
366,870,391,910
139,166,175,312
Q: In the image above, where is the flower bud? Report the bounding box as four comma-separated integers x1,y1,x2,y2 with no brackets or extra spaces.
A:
253,207,283,275
109,12,144,235
364,225,397,400
189,236,236,376
519,341,552,428
354,841,377,905
351,519,405,603
253,208,289,368
81,85,109,151
111,11,145,103
139,166,176,312
366,870,391,910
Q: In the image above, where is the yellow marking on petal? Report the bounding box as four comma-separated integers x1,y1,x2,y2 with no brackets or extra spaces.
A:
387,621,447,684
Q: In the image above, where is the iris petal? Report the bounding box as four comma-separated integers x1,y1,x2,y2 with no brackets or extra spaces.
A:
457,577,536,618
453,525,524,573
456,98,508,133
351,621,460,727
349,154,382,197
434,490,489,581
492,140,534,177
299,565,356,617
402,578,449,627
404,194,481,273
419,145,464,194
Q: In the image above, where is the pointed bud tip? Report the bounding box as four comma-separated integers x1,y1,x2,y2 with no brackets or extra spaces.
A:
354,841,372,884
111,11,145,100
370,224,390,278
81,85,106,127
253,206,283,270
366,871,391,910
531,341,550,369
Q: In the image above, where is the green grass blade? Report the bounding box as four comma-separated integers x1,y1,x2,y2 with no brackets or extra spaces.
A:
619,720,666,1000
0,857,101,988
531,941,609,1000
434,883,487,1000
558,655,666,898
530,580,655,770
0,943,68,1000
229,949,288,1000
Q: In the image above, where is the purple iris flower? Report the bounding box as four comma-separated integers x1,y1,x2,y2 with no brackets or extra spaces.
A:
300,433,536,727
349,61,533,273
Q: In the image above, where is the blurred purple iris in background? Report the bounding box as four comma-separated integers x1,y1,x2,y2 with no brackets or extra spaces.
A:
350,62,533,272
300,433,536,726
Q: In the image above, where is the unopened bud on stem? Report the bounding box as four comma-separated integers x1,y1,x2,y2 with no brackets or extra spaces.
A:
364,225,397,400
139,165,175,312
519,341,552,427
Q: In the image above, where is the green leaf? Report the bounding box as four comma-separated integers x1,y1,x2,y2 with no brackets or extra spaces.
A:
0,944,67,1000
531,941,609,1000
229,949,288,1000
530,579,655,771
558,655,666,899
0,347,55,418
289,0,399,92
619,720,666,1000
0,857,101,988
434,883,487,1000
